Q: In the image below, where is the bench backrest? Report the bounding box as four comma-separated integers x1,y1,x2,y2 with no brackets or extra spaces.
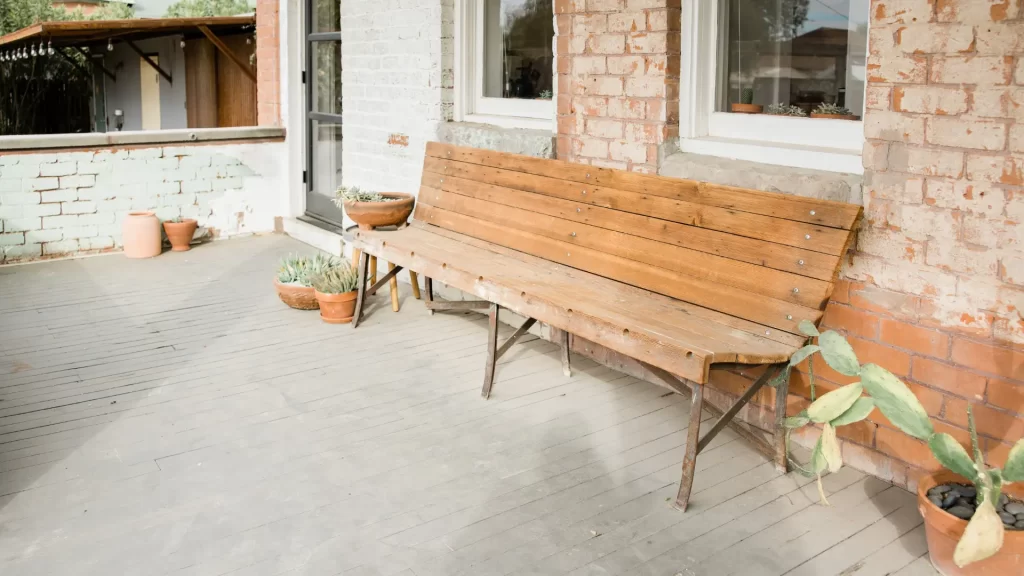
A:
414,142,862,341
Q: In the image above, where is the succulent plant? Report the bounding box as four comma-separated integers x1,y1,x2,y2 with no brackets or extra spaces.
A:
333,186,398,207
741,88,754,105
775,321,1024,568
539,89,553,99
812,102,853,116
765,103,807,117
276,253,339,287
310,264,360,294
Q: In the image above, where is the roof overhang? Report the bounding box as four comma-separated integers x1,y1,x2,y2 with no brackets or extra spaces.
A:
0,16,255,50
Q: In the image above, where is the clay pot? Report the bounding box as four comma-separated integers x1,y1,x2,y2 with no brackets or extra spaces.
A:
343,193,415,231
314,290,358,324
163,219,198,252
917,471,1024,575
810,113,859,120
122,211,162,258
731,103,763,114
273,278,319,310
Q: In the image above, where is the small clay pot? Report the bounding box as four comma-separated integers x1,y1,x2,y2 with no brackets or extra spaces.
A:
731,103,763,114
273,278,319,310
810,113,859,120
343,193,415,231
917,471,1024,575
314,290,358,324
163,219,198,252
122,211,162,258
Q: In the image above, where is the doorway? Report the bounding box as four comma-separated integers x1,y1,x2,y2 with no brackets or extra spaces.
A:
140,55,161,130
303,0,344,228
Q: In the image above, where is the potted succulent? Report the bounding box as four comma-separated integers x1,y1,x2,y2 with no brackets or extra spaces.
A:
273,253,338,310
334,186,415,231
310,263,361,324
765,103,808,117
163,217,198,252
774,322,1024,574
538,89,553,100
811,102,858,120
730,88,762,114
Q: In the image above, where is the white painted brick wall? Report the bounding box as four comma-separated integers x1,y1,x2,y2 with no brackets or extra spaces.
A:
340,0,454,199
0,141,286,263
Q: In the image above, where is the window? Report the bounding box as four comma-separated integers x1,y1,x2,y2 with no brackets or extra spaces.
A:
456,0,554,128
680,0,868,173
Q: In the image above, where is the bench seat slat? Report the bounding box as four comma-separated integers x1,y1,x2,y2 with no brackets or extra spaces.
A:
350,225,800,382
426,142,862,230
420,171,843,282
415,203,822,335
425,157,851,256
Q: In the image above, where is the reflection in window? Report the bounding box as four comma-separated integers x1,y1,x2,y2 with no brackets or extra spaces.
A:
314,0,340,33
482,0,553,100
315,41,342,115
720,0,868,116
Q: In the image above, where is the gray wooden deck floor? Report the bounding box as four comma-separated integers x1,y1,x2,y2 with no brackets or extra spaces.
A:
0,235,937,576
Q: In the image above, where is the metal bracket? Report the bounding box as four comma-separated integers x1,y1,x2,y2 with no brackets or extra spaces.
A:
125,40,172,84
198,24,256,83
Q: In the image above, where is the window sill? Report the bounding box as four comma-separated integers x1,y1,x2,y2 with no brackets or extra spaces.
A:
677,136,863,175
0,127,286,152
463,114,553,132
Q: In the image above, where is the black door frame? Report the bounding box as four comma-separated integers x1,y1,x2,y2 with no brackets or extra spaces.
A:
303,0,344,229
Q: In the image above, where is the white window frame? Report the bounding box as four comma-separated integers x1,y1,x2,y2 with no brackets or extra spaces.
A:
679,0,866,174
454,0,554,130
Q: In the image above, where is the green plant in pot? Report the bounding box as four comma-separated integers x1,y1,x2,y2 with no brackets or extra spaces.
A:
274,253,338,310
334,185,415,231
811,102,858,121
765,103,807,117
731,87,762,114
775,321,1024,573
310,263,361,324
163,216,199,252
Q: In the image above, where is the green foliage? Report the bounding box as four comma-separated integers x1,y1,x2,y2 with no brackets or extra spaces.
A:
783,324,1021,567
311,264,359,294
765,103,806,117
276,253,339,287
812,103,853,116
334,186,398,205
740,88,754,105
165,0,252,17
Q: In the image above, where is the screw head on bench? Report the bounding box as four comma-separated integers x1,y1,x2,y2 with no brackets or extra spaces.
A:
810,210,816,216
570,232,576,237
798,259,805,266
577,208,581,212
792,288,800,294
582,190,587,195
787,314,793,320
804,234,811,240
765,330,771,335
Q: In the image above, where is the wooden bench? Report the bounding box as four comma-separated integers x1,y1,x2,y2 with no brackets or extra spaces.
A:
347,142,862,511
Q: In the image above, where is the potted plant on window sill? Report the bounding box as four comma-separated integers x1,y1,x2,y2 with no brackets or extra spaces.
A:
765,103,807,117
775,322,1024,575
810,103,858,121
730,88,762,114
334,186,415,231
311,264,360,324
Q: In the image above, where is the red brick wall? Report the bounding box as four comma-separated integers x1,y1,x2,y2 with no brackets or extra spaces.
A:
256,0,281,126
556,0,1024,490
554,0,680,173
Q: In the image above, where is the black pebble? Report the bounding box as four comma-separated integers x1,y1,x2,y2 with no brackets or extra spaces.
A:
942,493,958,508
929,495,944,508
1016,520,1024,530
956,497,973,508
930,485,952,496
948,506,975,520
1000,512,1016,525
999,494,1010,508
959,485,977,498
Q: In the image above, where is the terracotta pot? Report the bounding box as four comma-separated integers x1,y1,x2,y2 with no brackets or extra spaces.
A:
917,471,1024,575
273,278,319,310
810,113,859,120
730,103,763,114
343,193,415,231
163,219,198,252
314,290,358,324
122,211,162,258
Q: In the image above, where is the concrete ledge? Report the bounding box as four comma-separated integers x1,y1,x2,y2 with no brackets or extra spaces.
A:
660,151,863,205
437,122,554,158
0,127,286,152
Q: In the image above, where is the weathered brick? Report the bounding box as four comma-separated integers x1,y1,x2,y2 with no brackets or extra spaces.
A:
572,56,606,75
926,238,1000,275
21,204,61,218
900,204,960,241
26,178,59,192
914,357,987,400
606,55,644,75
975,22,1024,53
43,239,79,255
1,192,40,205
864,111,925,144
971,87,1023,119
965,153,1024,185
881,318,951,357
1004,255,1024,286
42,215,79,229
986,377,1024,414
895,23,974,53
893,86,968,115
866,86,892,110
951,337,1023,377
40,189,78,203
576,137,609,158
583,76,623,96
586,34,625,54
606,97,646,119
62,201,97,215
930,55,1013,85
928,117,1007,151
607,11,643,32
81,236,115,250
876,425,941,471
888,144,964,178
0,233,25,246
572,13,607,33
822,303,881,338
867,54,928,83
858,228,926,263
925,179,1007,216
2,218,41,232
1010,124,1024,152
609,140,649,163
872,0,934,24
39,162,77,177
624,77,665,97
25,229,63,243
935,0,1020,22
627,31,671,53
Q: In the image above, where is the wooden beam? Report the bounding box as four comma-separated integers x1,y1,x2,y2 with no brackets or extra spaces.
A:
197,24,255,83
124,39,172,84
74,47,116,81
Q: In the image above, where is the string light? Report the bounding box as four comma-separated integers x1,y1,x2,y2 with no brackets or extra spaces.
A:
38,41,45,56
30,44,37,57
107,39,113,51
47,41,53,56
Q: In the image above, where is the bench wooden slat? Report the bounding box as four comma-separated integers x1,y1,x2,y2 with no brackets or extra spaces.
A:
415,203,822,335
419,185,832,309
424,157,852,256
351,224,799,372
421,171,842,282
415,223,808,350
427,142,861,230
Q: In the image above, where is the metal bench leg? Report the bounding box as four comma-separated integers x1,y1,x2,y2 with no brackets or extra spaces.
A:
560,330,571,377
482,303,499,399
352,251,370,329
774,366,791,473
675,384,704,511
424,277,434,315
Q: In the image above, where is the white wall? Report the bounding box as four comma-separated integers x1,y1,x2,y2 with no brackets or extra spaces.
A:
0,140,286,262
103,37,188,132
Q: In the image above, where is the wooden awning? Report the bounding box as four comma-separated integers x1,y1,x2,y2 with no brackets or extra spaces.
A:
0,16,254,50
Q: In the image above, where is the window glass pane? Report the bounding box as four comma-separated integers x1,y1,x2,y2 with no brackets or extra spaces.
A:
313,0,340,33
313,41,342,115
308,120,344,224
720,0,868,117
482,0,554,100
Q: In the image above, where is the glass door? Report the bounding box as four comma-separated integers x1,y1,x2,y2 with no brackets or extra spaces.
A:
304,0,345,227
